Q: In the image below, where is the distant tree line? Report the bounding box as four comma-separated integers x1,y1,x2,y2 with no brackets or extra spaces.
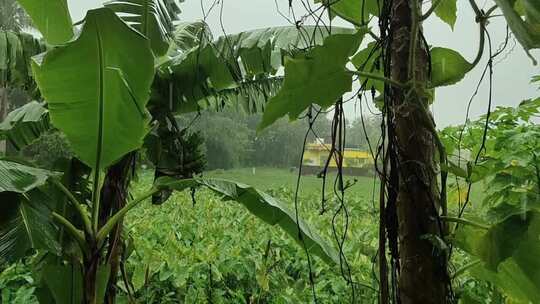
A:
14,107,381,171
178,109,381,170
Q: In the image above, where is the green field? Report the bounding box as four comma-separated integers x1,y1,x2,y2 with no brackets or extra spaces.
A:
206,167,378,200
204,167,489,214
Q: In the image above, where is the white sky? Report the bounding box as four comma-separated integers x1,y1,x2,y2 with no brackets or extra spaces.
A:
67,0,539,128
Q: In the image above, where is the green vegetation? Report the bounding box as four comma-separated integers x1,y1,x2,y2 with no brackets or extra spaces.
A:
125,171,380,303
207,167,376,198
1,169,380,303
441,94,540,303
0,0,539,303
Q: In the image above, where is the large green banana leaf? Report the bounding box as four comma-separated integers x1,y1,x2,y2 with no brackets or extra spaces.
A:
159,25,355,113
195,77,283,114
156,177,340,265
105,0,181,56
31,8,155,171
0,160,61,264
171,20,212,52
0,101,49,150
16,0,74,45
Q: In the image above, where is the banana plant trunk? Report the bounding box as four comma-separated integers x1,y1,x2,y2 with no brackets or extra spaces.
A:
80,153,136,304
83,248,101,304
388,0,451,303
100,153,136,304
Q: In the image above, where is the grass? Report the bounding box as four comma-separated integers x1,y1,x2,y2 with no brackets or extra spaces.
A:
204,167,487,215
205,167,378,201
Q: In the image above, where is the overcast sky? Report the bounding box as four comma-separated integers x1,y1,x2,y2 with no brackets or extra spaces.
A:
67,0,539,128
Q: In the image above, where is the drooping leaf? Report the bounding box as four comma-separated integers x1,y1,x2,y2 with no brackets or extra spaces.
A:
469,258,540,303
105,0,181,56
0,160,61,264
493,0,540,63
171,20,212,52
0,190,61,264
0,31,23,85
434,0,457,30
0,101,50,151
477,213,532,270
197,77,283,114
430,47,472,87
156,177,340,265
454,211,540,303
259,32,363,130
16,0,74,45
0,159,59,193
31,8,155,170
214,26,355,79
315,0,379,25
211,25,356,75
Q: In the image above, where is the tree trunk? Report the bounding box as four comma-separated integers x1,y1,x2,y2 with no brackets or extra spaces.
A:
388,0,451,303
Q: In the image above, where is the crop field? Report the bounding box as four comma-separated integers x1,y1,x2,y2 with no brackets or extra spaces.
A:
121,169,380,303
0,168,382,303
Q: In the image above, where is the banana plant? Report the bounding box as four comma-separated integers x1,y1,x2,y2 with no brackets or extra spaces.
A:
0,100,49,150
1,30,46,153
0,30,45,89
0,1,345,303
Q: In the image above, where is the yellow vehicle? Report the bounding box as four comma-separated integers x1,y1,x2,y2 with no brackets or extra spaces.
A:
302,140,374,176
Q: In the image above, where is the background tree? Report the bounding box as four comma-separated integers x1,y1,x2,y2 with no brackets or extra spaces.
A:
182,108,342,169
0,0,36,154
346,115,381,150
0,0,32,32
